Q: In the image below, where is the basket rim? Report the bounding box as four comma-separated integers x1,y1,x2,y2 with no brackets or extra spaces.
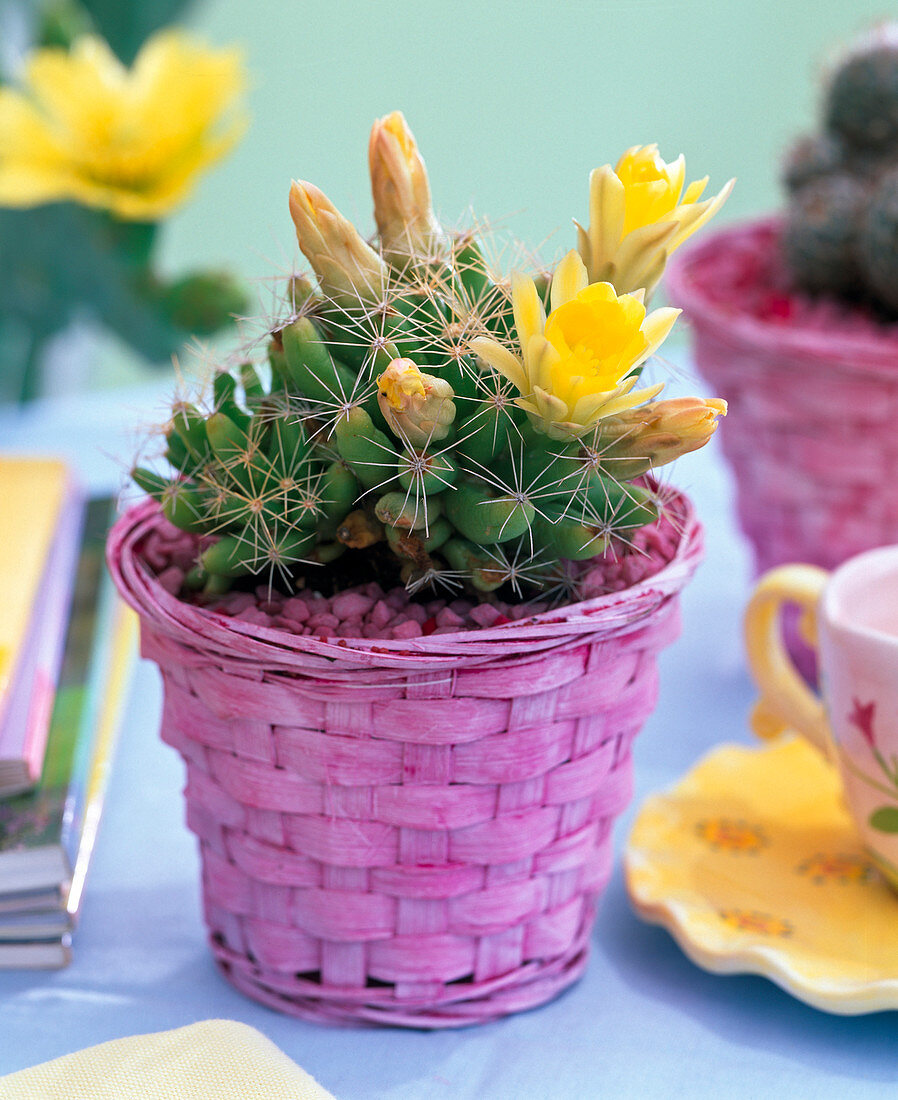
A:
106,484,702,671
666,215,898,377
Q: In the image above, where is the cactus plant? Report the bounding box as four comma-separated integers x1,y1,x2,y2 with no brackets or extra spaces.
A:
824,32,898,155
781,174,867,295
132,114,728,600
781,24,898,316
857,167,898,313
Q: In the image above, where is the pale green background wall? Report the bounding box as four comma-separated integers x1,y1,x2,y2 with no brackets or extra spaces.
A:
159,0,897,301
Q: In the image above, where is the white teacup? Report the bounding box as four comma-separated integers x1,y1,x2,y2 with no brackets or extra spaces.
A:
745,548,898,889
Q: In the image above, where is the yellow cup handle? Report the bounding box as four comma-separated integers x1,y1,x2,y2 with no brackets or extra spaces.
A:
743,564,834,761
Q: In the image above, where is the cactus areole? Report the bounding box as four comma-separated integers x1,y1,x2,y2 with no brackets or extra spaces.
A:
132,113,727,603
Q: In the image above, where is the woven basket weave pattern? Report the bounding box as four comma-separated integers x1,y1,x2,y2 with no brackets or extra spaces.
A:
109,497,701,1027
668,219,898,575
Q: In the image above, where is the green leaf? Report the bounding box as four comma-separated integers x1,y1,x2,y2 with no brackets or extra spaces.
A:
869,806,898,833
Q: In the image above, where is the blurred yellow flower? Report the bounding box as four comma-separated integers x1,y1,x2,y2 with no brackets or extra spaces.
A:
470,250,678,439
0,31,245,220
576,144,733,297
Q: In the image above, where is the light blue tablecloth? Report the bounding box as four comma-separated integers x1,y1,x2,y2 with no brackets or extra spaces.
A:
0,370,895,1099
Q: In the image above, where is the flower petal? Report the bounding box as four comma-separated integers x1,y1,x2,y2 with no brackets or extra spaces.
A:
469,336,528,393
511,272,546,354
667,154,686,204
531,385,570,424
670,178,735,252
582,164,625,279
640,306,681,360
682,176,708,204
527,334,562,393
550,250,589,312
588,382,665,422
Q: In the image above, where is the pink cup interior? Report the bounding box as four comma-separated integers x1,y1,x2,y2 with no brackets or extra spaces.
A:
824,546,898,642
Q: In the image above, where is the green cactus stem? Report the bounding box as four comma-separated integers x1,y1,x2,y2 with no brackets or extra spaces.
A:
858,167,898,312
825,39,898,154
782,174,867,295
442,481,534,544
333,407,398,489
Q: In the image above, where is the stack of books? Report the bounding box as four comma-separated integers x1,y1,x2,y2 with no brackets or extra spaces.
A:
0,460,135,968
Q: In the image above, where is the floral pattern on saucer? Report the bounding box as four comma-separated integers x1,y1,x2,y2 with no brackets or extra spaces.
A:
624,735,898,1014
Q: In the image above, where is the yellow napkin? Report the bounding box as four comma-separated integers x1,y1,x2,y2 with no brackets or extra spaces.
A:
0,1019,337,1099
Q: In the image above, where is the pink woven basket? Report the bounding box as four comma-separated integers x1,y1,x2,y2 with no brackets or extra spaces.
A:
107,491,702,1028
667,217,898,576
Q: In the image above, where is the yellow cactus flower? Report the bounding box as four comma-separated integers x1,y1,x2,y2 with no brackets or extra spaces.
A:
289,180,387,308
0,31,245,221
369,111,442,265
576,144,734,297
377,358,456,447
470,250,678,440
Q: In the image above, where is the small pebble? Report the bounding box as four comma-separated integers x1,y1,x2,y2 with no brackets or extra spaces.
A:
391,619,423,639
156,566,184,595
435,608,465,628
469,604,501,627
307,612,340,630
235,607,272,626
336,621,363,637
369,601,392,628
272,616,304,635
216,591,256,614
401,602,428,624
281,598,310,623
332,592,374,620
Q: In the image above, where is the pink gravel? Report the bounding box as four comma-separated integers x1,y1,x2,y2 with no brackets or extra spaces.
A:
138,506,680,641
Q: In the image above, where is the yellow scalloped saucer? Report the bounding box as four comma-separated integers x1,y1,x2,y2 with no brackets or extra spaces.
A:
625,735,898,1014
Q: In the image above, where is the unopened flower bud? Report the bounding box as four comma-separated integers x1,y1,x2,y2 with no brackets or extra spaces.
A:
288,180,386,307
369,111,443,264
376,358,456,447
597,396,727,475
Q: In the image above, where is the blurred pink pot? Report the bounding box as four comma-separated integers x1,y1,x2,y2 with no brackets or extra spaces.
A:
668,217,898,576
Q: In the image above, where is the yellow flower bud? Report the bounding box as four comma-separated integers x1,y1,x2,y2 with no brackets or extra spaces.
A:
369,111,443,265
597,396,728,475
376,358,456,447
288,180,386,308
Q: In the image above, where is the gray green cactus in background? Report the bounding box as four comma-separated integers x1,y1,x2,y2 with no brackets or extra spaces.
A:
782,24,898,314
133,113,726,598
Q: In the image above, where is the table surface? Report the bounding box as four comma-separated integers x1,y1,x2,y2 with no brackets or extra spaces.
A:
0,367,895,1099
